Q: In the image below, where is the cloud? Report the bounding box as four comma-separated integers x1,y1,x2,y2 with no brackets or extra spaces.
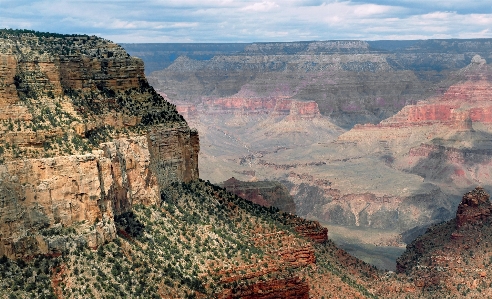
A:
0,0,491,42
242,1,279,12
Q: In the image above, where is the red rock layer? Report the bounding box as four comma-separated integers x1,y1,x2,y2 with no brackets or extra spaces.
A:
204,97,277,112
349,76,492,133
218,245,315,284
175,103,198,119
294,221,329,243
280,212,329,244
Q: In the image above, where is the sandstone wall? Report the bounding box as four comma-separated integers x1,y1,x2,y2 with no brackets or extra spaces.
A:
0,126,199,258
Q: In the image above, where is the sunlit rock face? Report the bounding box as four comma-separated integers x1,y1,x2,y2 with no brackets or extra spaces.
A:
0,31,199,258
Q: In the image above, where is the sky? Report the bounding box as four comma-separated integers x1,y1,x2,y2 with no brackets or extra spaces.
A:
1,0,492,43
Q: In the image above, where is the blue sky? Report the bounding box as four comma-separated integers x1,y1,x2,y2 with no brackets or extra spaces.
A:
1,0,491,43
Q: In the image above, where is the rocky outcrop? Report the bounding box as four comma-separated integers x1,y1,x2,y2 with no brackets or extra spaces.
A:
394,186,492,297
0,30,185,161
291,219,328,244
456,187,492,228
218,244,315,285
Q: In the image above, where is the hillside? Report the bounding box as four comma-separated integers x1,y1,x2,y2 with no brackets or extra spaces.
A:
0,179,381,298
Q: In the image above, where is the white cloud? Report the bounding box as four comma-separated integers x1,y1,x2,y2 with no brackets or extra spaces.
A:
0,0,491,42
241,1,279,12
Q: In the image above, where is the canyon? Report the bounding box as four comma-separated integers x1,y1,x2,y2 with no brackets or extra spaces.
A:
127,40,492,268
3,29,492,298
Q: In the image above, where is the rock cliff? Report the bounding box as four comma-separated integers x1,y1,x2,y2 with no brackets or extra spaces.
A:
0,113,199,260
0,30,199,258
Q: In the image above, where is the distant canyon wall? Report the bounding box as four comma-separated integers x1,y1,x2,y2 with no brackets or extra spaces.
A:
137,39,492,129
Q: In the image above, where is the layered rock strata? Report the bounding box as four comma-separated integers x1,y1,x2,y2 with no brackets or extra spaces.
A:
0,31,199,258
0,125,199,258
218,276,309,299
143,39,492,129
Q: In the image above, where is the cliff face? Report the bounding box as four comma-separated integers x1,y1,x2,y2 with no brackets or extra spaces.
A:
148,124,200,187
0,124,199,258
0,30,199,258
